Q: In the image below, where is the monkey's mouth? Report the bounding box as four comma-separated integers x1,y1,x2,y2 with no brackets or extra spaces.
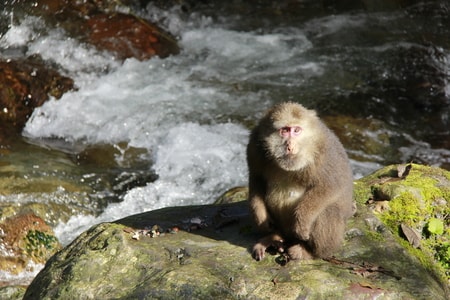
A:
283,150,298,158
280,155,296,166
278,153,306,171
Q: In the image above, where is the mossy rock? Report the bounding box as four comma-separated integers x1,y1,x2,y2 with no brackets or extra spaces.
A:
0,214,61,276
24,165,450,299
355,163,450,281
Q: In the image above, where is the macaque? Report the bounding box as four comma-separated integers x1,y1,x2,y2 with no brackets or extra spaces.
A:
247,102,354,261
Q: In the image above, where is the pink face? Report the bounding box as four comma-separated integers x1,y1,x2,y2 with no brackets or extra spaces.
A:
279,126,302,138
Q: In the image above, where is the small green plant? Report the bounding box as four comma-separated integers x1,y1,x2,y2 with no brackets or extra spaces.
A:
433,242,450,278
426,218,444,235
24,230,59,260
436,243,450,266
424,217,450,280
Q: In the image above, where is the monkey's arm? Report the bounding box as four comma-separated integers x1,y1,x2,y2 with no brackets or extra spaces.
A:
249,175,273,232
247,133,274,233
293,184,342,240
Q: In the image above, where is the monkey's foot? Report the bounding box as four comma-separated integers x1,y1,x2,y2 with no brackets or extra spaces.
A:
287,244,313,260
252,233,284,261
252,243,267,261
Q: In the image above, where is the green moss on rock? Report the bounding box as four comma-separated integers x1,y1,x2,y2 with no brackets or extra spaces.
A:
357,164,450,282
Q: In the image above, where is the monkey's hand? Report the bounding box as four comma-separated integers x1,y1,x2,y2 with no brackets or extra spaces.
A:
252,233,284,261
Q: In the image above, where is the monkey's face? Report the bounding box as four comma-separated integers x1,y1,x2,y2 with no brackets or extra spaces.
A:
279,126,302,155
262,102,318,171
265,125,307,171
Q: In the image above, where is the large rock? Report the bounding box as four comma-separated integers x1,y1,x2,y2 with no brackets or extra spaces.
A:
30,0,180,61
86,12,180,61
23,164,450,299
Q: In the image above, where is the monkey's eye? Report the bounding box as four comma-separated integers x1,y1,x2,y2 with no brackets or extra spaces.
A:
279,126,302,137
280,127,290,136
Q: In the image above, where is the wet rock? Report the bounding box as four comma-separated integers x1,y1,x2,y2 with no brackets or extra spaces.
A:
214,186,248,204
75,142,152,169
74,142,158,195
323,115,392,162
0,140,99,227
86,12,180,60
23,165,450,299
0,139,157,230
0,214,61,276
0,196,94,229
371,45,450,150
29,0,180,60
0,56,74,132
0,1,179,139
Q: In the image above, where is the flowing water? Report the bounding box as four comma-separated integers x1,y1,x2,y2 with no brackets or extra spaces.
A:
0,0,449,284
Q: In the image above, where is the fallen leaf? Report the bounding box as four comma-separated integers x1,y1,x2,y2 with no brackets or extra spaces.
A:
400,223,421,248
347,282,385,297
397,163,412,178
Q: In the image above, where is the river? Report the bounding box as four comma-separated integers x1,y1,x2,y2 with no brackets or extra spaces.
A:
0,0,449,285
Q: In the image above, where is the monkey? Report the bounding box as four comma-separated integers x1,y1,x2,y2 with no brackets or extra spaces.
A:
247,102,354,261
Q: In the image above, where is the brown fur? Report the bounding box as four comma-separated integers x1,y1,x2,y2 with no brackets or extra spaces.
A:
247,102,354,261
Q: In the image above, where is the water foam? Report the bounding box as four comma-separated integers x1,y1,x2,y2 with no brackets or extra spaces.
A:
0,261,43,286
55,122,248,245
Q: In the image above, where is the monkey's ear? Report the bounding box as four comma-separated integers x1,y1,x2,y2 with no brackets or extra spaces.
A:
305,107,318,118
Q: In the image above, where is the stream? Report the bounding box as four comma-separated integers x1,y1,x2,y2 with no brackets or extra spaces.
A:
0,0,449,285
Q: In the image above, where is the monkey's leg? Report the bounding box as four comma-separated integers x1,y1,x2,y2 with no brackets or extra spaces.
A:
307,205,346,258
252,233,284,261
